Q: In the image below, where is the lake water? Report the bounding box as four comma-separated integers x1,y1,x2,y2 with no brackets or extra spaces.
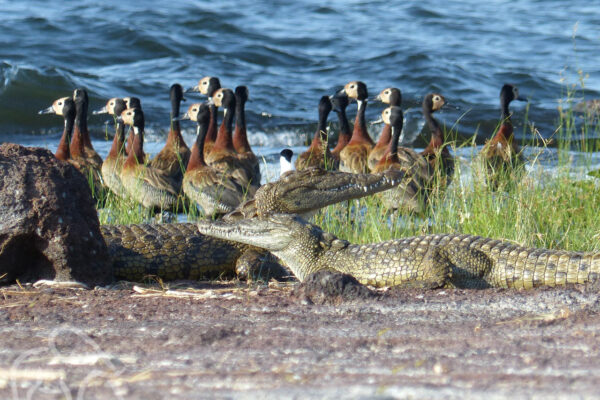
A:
1,0,599,180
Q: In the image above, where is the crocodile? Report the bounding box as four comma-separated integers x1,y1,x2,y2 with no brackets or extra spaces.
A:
196,213,600,289
102,168,406,281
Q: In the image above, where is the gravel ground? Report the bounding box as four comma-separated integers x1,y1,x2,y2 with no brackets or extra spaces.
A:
1,279,599,399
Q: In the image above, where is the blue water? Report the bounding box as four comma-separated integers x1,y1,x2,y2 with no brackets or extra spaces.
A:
1,0,599,177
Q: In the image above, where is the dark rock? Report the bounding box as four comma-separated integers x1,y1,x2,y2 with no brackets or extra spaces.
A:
0,144,112,286
292,270,377,304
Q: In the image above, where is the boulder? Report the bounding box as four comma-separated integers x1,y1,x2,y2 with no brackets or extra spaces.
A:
0,144,112,286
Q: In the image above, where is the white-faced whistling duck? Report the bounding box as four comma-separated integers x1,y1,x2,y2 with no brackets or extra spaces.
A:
372,106,430,214
480,84,525,185
180,103,250,216
93,97,129,197
72,88,103,169
368,87,402,172
330,91,351,166
337,81,374,173
420,93,454,183
39,95,103,196
207,88,258,195
38,97,75,162
187,76,221,157
295,95,334,171
148,84,191,184
279,148,294,176
233,85,261,186
119,107,180,210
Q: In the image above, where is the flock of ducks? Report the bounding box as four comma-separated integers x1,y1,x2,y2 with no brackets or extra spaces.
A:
38,78,525,215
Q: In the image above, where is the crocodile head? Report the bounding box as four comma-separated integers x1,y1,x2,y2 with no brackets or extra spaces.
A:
197,214,346,280
224,167,406,220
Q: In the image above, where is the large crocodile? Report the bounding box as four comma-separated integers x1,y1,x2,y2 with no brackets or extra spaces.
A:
102,168,407,281
196,213,600,289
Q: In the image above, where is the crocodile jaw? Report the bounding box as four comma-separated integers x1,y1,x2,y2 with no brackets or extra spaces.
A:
197,215,295,251
255,167,406,216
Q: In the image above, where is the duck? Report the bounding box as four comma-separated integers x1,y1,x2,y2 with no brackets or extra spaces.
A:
234,85,261,186
368,87,402,171
119,107,180,210
72,88,103,169
480,84,525,185
279,148,294,176
295,95,334,171
180,103,250,216
187,76,221,156
39,95,104,196
148,84,191,185
93,97,129,197
330,91,351,165
371,106,430,214
38,97,76,162
336,81,374,173
420,93,454,183
207,88,258,195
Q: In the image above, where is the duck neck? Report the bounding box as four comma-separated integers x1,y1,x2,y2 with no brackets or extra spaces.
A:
501,98,512,122
233,97,251,153
497,98,514,140
73,99,92,148
311,108,329,147
125,126,145,166
108,121,126,158
213,103,236,152
351,100,373,145
387,124,402,163
186,123,208,171
167,95,186,148
422,109,447,155
332,108,351,152
375,123,392,148
55,115,74,161
206,104,218,145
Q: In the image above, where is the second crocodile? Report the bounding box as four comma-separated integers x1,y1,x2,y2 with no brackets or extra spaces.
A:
103,168,407,281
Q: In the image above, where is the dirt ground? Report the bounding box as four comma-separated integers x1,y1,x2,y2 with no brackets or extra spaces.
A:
1,278,599,399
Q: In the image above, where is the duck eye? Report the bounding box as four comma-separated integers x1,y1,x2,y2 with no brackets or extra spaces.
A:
58,101,62,105
385,90,390,95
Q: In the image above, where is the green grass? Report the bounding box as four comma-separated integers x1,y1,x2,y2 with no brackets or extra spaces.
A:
314,80,600,253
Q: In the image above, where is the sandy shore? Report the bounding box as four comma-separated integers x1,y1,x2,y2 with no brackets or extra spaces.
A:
1,280,599,399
